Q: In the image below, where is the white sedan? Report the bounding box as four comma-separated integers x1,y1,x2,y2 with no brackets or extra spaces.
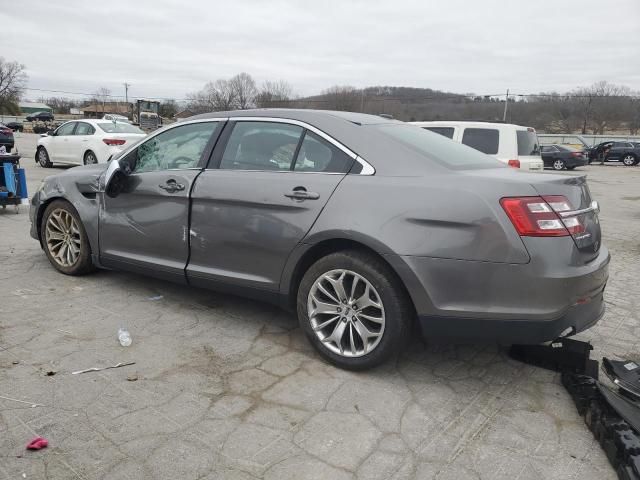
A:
36,119,146,167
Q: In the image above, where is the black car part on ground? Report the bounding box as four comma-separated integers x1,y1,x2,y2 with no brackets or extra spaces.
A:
510,340,640,479
563,373,640,480
509,338,599,378
603,358,640,401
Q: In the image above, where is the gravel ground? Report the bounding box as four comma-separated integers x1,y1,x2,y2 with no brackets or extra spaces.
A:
1,133,638,479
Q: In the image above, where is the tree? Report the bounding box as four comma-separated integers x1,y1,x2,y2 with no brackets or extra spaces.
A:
186,79,237,113
255,80,294,108
37,97,81,114
159,99,178,118
0,58,27,114
321,85,360,111
91,87,112,114
229,72,257,109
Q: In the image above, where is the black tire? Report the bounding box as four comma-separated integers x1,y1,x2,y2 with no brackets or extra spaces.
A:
41,200,95,275
297,250,412,370
84,150,98,165
553,159,565,170
622,154,637,166
5,146,11,153
37,147,52,168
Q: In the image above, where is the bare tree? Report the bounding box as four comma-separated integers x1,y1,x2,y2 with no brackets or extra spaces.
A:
229,72,257,109
0,58,27,114
36,97,81,114
255,80,294,108
321,85,361,111
91,87,112,114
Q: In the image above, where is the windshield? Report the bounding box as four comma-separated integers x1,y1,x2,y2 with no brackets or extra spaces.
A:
373,124,504,169
516,130,540,156
97,122,144,134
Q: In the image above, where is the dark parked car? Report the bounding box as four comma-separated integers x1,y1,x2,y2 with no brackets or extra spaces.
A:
26,111,54,122
587,141,639,166
5,121,24,132
29,110,610,370
541,144,587,170
0,123,15,152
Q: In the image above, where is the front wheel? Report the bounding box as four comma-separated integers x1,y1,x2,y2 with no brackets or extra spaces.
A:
622,154,637,166
41,200,95,275
37,147,52,168
553,159,565,170
297,250,412,370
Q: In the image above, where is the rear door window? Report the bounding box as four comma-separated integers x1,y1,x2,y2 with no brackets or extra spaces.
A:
516,130,540,155
293,131,353,173
423,127,454,139
461,128,499,155
220,121,304,171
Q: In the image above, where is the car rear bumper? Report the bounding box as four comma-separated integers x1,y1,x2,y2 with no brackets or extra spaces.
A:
387,244,610,343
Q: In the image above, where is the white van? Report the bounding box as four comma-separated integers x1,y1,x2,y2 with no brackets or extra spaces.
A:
410,121,544,171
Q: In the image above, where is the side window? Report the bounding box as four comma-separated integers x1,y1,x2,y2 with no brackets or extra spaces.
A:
135,122,218,173
74,123,94,135
424,127,454,139
293,131,353,173
56,122,76,136
461,128,499,155
220,122,303,171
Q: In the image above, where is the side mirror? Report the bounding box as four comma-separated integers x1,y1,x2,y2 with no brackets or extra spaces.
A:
104,160,125,198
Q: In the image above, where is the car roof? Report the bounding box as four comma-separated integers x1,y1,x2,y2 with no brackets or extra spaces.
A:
188,108,399,126
410,120,534,131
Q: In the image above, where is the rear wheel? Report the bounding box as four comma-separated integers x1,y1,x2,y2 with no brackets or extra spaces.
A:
37,147,52,167
84,150,98,165
622,154,637,166
297,250,412,370
553,159,565,170
41,200,95,275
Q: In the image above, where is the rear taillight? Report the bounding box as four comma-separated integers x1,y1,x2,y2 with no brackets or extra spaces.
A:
570,152,582,158
103,139,126,146
500,195,586,237
508,159,521,168
0,127,12,135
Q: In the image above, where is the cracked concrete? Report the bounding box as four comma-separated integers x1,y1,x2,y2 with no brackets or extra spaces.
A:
1,133,638,479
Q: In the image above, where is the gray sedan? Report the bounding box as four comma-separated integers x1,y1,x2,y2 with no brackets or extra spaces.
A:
29,110,609,370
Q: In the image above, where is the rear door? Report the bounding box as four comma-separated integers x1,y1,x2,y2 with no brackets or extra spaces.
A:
516,128,543,170
187,119,355,291
98,120,223,282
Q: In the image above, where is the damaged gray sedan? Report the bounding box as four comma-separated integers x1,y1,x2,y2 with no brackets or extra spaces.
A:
30,110,610,370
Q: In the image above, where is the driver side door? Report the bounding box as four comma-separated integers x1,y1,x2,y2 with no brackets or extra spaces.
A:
98,120,224,282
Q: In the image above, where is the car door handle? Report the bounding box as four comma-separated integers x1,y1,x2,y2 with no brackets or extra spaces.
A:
285,188,320,201
159,180,185,193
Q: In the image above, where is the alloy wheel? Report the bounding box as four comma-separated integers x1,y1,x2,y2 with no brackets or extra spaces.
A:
85,152,97,165
307,269,385,357
45,208,81,267
622,155,635,166
553,159,565,170
38,149,48,167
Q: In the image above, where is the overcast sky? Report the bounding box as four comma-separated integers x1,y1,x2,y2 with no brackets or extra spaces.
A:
3,0,639,102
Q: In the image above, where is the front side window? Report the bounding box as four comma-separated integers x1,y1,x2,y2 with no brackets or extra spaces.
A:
461,128,499,155
424,127,455,139
220,122,303,171
74,123,95,135
56,122,76,136
135,122,218,173
293,131,353,173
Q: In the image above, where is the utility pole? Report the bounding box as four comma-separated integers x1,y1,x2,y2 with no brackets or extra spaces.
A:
502,88,509,122
123,82,131,119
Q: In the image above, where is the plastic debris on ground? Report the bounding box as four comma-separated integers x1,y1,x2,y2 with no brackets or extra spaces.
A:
26,437,48,450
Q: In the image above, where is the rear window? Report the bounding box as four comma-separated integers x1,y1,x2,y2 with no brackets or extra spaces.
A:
423,127,454,139
373,124,504,170
516,130,540,156
461,128,499,155
97,122,144,134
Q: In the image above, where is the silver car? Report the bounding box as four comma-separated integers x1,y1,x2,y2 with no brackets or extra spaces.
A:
30,110,610,370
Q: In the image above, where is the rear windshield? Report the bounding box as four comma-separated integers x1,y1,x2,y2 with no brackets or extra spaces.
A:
373,124,504,170
516,130,540,156
423,126,454,139
97,122,144,134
